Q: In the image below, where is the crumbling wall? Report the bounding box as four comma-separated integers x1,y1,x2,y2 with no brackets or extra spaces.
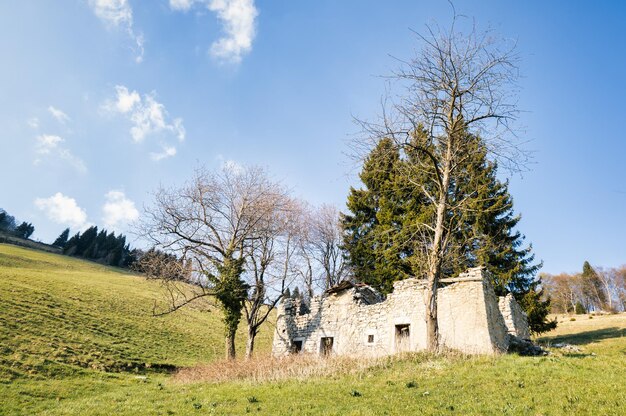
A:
437,269,509,354
498,294,531,339
273,268,518,357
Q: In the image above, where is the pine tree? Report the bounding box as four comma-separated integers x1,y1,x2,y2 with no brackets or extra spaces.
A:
580,261,607,311
0,209,17,233
52,228,70,248
63,232,81,255
14,222,35,239
342,134,555,333
342,138,413,292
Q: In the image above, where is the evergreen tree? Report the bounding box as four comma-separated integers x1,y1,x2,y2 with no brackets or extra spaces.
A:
52,228,70,248
342,134,555,333
63,232,81,255
580,261,607,311
342,138,414,293
291,286,301,300
0,209,17,233
76,226,98,257
14,222,35,239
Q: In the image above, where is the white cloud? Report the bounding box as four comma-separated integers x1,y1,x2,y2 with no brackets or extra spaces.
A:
216,154,244,175
27,117,39,129
35,193,89,230
48,106,70,124
35,134,63,155
58,149,88,174
34,134,87,173
111,85,141,113
150,145,177,161
169,0,258,63
169,0,194,10
104,85,185,159
102,190,139,229
89,0,144,63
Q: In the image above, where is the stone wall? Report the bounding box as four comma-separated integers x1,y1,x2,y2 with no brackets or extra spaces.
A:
273,267,528,357
498,294,531,339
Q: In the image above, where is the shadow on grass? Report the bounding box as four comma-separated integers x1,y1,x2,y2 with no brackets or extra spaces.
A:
538,327,626,346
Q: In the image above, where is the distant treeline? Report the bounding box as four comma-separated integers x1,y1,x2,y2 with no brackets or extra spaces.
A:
542,261,626,314
2,207,185,272
53,226,184,272
0,208,35,239
53,226,136,268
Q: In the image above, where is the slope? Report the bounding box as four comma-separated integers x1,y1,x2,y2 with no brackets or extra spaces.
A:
0,243,273,382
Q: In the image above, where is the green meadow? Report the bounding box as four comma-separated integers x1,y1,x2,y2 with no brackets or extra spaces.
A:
1,244,625,415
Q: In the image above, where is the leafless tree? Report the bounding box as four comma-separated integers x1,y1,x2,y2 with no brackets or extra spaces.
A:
353,16,525,351
139,164,291,359
242,197,300,358
294,203,349,294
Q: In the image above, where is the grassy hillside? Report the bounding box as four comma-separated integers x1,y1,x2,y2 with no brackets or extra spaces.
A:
0,244,273,381
1,243,625,415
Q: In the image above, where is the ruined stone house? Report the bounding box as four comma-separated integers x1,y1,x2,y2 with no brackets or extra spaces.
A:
272,267,530,357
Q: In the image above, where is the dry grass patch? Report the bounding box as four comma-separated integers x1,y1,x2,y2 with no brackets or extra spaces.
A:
173,351,464,384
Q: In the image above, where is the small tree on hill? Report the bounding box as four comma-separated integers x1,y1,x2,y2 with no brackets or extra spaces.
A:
14,222,35,239
53,228,70,248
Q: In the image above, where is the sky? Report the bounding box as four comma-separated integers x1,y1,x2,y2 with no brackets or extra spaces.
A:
1,0,625,275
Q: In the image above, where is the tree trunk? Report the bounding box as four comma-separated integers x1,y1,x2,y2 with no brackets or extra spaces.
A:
424,137,453,353
245,327,256,359
225,331,236,360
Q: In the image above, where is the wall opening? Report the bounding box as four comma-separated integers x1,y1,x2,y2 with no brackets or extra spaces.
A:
367,334,375,343
395,324,410,352
320,337,334,356
290,340,303,354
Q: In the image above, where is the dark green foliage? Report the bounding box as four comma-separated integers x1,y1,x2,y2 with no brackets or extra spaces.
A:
0,209,34,239
209,255,248,348
291,286,301,300
516,283,557,333
342,133,553,333
575,302,587,315
342,138,413,293
14,222,35,239
52,228,70,248
62,226,133,268
580,261,607,311
0,209,17,233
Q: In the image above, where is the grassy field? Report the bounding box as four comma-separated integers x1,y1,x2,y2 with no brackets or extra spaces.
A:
1,244,625,415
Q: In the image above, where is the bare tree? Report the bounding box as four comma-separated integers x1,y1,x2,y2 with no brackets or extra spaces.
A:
140,165,291,359
354,17,524,351
242,197,300,358
294,204,349,293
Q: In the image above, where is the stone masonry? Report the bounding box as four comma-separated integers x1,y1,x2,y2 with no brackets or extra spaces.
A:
272,267,530,357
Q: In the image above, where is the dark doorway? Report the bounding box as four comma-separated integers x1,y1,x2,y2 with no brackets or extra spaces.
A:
395,324,410,352
320,337,334,356
291,340,303,354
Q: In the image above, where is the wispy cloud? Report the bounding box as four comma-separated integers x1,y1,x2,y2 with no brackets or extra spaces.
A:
216,154,244,175
169,0,258,63
48,106,70,124
103,85,184,160
35,193,90,230
102,190,139,229
27,117,39,129
150,145,177,161
34,134,87,173
35,134,63,155
89,0,145,63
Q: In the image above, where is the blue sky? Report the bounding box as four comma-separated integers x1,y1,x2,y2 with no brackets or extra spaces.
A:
1,1,625,274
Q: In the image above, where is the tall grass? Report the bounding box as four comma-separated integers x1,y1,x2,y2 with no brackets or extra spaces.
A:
174,351,464,384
